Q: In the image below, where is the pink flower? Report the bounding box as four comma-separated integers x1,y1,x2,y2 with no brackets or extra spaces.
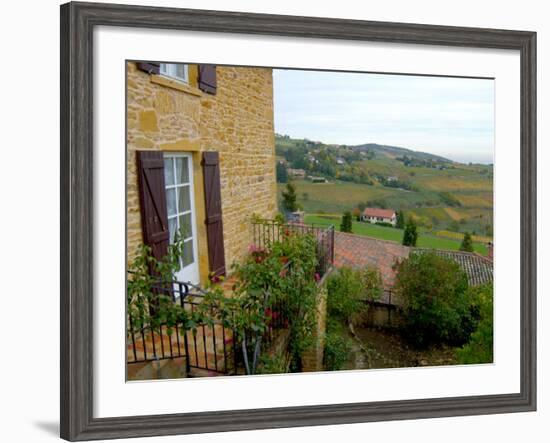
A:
314,272,321,282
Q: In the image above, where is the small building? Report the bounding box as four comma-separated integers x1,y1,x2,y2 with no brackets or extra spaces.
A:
309,176,327,183
362,208,397,226
336,157,346,165
287,168,306,178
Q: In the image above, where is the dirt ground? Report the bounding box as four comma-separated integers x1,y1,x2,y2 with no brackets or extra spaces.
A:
344,325,459,370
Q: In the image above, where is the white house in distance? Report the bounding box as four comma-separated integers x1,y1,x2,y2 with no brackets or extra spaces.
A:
362,208,397,226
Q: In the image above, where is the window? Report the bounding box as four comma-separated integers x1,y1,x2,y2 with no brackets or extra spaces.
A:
159,63,189,84
163,153,199,285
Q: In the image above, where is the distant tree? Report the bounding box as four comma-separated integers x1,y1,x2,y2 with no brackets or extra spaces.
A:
281,182,298,212
357,202,367,212
340,211,353,233
395,210,405,229
484,223,493,237
402,218,418,247
460,232,474,252
277,162,288,183
352,207,362,221
276,162,288,183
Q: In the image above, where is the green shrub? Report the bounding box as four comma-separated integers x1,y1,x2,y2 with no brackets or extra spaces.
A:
281,182,299,212
327,266,382,321
256,353,289,374
327,267,363,320
456,283,493,364
340,211,353,233
402,217,418,246
276,162,288,183
231,230,319,374
393,251,473,347
460,232,474,252
324,328,352,371
396,210,405,229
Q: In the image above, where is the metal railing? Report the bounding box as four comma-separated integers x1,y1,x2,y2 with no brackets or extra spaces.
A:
251,220,335,279
127,277,291,376
127,280,236,375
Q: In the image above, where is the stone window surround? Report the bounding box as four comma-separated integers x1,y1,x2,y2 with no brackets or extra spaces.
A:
160,63,189,84
150,73,203,97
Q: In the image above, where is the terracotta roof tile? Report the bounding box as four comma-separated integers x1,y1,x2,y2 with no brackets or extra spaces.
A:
411,248,493,287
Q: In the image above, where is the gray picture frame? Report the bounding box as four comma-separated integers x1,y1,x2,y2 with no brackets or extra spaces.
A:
60,1,537,441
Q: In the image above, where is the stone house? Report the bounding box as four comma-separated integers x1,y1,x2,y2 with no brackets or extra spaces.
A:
362,207,397,226
287,167,306,178
127,61,277,286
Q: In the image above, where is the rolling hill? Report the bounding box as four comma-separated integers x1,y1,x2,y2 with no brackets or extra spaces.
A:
275,134,493,249
352,142,453,163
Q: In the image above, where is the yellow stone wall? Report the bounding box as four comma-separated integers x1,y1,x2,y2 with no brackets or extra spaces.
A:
301,276,329,372
127,62,277,283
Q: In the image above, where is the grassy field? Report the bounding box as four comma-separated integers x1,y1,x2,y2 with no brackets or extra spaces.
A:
305,214,488,255
278,180,440,215
279,177,493,236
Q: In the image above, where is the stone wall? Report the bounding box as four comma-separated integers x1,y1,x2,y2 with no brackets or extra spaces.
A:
126,62,277,282
301,273,330,372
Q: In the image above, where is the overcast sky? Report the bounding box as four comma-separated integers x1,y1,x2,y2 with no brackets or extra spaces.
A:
273,69,494,164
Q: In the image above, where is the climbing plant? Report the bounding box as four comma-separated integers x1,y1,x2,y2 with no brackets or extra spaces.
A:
127,222,321,376
230,229,319,373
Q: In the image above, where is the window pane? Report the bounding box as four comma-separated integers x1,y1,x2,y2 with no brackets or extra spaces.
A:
175,157,189,184
168,217,177,243
166,188,177,216
175,64,186,80
177,185,191,212
181,239,194,267
164,158,174,186
179,213,192,239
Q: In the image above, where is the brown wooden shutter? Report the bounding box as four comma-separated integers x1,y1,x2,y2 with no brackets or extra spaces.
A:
137,61,160,75
202,151,226,278
198,65,217,94
136,151,170,264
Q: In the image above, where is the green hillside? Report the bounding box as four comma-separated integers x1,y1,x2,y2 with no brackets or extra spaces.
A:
276,134,493,246
305,214,488,255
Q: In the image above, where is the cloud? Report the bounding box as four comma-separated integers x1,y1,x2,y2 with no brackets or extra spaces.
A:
273,69,494,164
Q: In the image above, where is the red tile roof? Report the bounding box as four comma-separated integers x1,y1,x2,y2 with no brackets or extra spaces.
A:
334,232,408,288
363,208,396,219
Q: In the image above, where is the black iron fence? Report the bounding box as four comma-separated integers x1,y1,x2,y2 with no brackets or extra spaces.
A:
127,277,291,376
251,220,335,279
127,280,236,375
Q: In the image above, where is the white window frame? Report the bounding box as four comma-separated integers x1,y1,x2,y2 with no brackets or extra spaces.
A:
159,63,189,84
163,152,199,284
